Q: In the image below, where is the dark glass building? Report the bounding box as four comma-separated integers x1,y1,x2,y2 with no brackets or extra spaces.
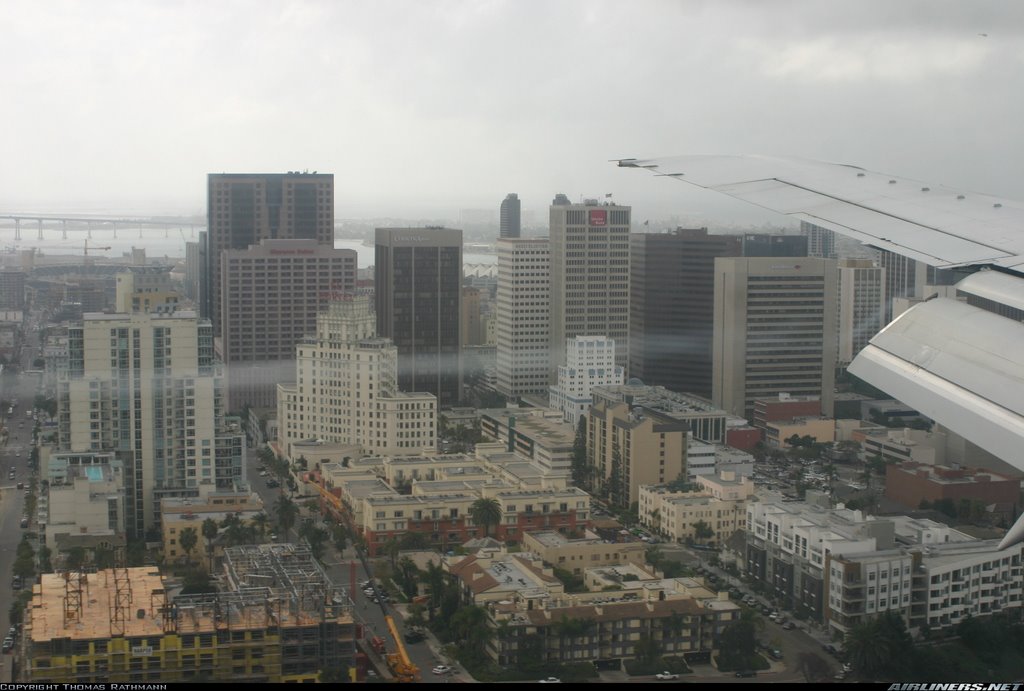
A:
375,228,463,408
629,228,742,398
500,193,521,238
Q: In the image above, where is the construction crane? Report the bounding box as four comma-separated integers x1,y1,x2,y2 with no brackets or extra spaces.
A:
383,615,420,682
84,238,111,256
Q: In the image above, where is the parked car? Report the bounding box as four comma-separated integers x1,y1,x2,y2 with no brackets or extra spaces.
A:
735,670,757,678
782,622,796,631
769,649,784,660
404,630,425,644
2,637,13,653
655,671,680,680
538,678,561,684
432,665,452,675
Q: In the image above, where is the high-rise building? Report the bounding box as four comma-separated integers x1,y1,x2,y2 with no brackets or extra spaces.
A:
184,239,202,302
0,269,26,310
278,295,436,459
549,197,630,374
375,228,463,408
801,221,837,258
495,237,550,399
713,257,838,419
877,248,924,323
629,228,742,397
205,172,334,335
461,287,484,346
219,238,356,409
59,311,244,536
837,259,886,365
499,193,521,239
549,336,623,425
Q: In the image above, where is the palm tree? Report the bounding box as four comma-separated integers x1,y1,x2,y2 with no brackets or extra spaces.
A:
179,527,198,565
250,512,270,541
201,518,219,567
275,494,299,542
469,497,502,538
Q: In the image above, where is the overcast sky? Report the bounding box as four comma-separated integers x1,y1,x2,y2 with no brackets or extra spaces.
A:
4,0,1024,227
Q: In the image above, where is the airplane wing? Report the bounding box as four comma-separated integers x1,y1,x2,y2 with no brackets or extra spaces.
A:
619,154,1024,549
617,154,1024,272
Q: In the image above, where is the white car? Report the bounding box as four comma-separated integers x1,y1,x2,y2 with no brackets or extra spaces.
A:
432,665,452,675
538,678,561,684
655,671,680,680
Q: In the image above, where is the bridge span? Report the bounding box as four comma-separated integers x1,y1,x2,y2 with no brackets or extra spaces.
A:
0,213,204,241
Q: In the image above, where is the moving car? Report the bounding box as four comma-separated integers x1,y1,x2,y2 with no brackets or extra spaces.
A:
432,665,452,675
655,671,680,680
538,678,561,684
2,637,13,653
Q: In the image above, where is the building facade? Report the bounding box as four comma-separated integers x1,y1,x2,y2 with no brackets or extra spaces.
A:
837,259,886,366
219,238,357,409
205,172,335,336
495,237,550,398
629,228,742,397
549,336,624,425
713,257,838,419
58,311,244,536
800,221,837,259
277,295,437,459
549,197,630,373
499,193,521,239
375,227,463,408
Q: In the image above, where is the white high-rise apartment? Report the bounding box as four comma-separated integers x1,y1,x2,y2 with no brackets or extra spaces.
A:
495,237,551,398
713,257,838,419
59,311,244,536
549,336,623,424
837,259,886,365
549,196,630,374
277,295,437,459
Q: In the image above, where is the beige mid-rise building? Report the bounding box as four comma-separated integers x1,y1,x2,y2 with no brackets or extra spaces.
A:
713,256,838,419
277,295,436,460
114,266,180,314
639,471,753,544
588,399,688,508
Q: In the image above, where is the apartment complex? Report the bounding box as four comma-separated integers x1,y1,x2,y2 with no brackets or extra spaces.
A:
277,295,437,459
827,540,1024,637
44,461,126,553
204,172,334,334
549,336,623,425
588,399,689,508
0,269,26,309
375,227,463,408
713,257,838,419
160,488,266,569
320,448,591,554
629,228,742,398
800,221,837,259
522,530,647,574
548,197,630,373
23,546,354,683
495,237,550,398
591,383,731,444
58,311,244,536
639,471,754,544
479,407,577,473
450,550,740,668
219,238,357,409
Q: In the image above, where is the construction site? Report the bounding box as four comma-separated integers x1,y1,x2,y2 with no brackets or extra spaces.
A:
22,543,356,683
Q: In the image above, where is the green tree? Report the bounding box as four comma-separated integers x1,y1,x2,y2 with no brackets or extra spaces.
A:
469,497,503,538
250,512,270,540
179,527,198,565
406,603,428,631
396,556,419,599
201,518,219,565
693,520,714,544
633,631,661,666
570,416,589,490
424,561,446,619
37,545,53,572
398,531,429,550
796,651,831,682
844,611,912,679
275,494,299,541
64,545,86,571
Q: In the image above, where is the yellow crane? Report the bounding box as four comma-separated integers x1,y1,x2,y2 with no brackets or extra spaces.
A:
84,239,111,256
384,614,420,682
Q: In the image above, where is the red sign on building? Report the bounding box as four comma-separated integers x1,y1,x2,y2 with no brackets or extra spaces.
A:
589,209,607,226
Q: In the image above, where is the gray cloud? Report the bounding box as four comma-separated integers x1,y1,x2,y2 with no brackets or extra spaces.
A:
3,0,1024,224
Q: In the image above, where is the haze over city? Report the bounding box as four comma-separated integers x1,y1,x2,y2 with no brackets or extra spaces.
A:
3,0,1024,224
